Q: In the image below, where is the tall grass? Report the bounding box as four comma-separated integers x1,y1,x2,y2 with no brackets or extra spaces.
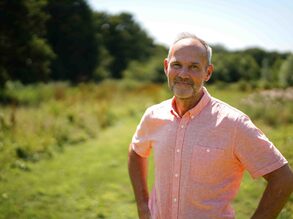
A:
240,87,293,126
0,80,169,170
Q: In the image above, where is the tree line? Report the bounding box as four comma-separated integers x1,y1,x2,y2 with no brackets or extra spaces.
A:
0,0,292,87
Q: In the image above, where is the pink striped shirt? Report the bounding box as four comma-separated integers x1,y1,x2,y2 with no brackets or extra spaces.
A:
131,87,287,219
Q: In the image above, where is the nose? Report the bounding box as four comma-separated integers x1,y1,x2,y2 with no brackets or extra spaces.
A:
177,67,189,78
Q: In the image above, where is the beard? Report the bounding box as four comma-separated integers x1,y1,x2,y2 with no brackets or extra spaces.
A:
169,76,204,100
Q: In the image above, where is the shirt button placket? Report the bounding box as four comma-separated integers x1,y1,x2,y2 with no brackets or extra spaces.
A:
171,118,188,218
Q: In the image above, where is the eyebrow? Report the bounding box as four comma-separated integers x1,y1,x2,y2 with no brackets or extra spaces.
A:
170,60,200,65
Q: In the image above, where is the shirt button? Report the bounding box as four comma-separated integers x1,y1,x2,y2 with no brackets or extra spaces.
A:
181,125,184,128
175,173,179,178
176,149,180,153
173,198,177,202
191,115,194,119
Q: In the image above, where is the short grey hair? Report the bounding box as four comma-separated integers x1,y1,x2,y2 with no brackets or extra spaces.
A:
167,32,212,65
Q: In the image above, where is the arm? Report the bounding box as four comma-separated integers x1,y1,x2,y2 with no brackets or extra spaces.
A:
128,148,151,219
251,164,293,219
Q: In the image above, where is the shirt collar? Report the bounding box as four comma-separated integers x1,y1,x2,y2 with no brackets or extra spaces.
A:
170,87,211,118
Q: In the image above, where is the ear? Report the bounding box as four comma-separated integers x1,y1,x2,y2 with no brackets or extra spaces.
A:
164,58,169,75
205,64,214,82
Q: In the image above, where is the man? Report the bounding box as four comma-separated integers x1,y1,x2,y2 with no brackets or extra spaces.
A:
128,32,293,219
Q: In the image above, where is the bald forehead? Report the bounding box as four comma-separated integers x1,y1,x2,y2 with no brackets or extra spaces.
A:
169,38,207,58
174,38,205,49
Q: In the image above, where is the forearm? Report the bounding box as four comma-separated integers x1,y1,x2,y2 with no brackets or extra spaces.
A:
128,148,150,218
251,181,292,219
251,165,293,219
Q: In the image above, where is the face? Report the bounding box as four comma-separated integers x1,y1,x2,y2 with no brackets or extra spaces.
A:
164,38,213,101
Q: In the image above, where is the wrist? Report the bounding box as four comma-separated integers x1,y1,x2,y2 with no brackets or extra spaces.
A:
138,202,151,218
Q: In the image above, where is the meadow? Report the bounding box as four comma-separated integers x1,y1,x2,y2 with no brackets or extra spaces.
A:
0,80,292,219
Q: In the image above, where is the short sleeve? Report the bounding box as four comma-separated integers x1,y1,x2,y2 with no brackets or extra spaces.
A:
234,115,287,179
130,107,153,158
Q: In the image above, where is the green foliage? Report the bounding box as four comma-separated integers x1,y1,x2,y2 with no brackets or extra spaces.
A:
94,11,154,78
46,0,99,82
93,47,113,81
210,48,290,87
244,48,268,67
212,52,260,82
2,81,60,105
27,37,56,80
0,0,54,85
123,45,167,83
279,54,293,87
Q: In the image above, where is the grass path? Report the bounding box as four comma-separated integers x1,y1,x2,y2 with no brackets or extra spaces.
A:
0,118,139,219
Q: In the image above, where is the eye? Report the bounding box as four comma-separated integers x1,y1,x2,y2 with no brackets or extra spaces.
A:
171,63,181,69
190,64,199,71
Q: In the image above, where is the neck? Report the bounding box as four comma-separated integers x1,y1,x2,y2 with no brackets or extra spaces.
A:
175,90,204,117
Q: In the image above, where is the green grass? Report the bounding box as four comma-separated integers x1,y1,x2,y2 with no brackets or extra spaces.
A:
0,81,292,218
0,117,139,219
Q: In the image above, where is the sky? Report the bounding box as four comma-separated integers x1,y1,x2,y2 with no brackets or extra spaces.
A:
87,0,293,53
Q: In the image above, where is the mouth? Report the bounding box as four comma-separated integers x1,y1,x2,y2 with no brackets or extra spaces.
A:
174,81,193,86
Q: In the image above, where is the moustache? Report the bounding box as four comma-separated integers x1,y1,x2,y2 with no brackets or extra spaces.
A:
174,77,194,85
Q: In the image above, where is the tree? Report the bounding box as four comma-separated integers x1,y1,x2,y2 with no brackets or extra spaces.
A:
46,0,99,82
244,48,290,85
123,45,167,83
212,52,260,83
0,0,55,86
244,48,267,67
94,12,154,78
237,53,260,81
279,54,293,87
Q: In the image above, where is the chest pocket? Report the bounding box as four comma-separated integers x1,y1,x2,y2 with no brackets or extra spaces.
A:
190,145,226,183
